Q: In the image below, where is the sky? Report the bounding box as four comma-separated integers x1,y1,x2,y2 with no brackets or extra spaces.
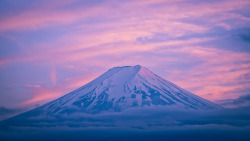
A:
0,0,250,110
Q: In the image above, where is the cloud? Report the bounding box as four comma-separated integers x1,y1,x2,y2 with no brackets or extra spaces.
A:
1,0,249,32
0,106,28,121
1,41,249,106
1,106,250,141
0,0,250,108
217,94,250,108
161,46,250,101
0,107,17,115
239,32,250,43
0,0,109,31
24,85,41,88
20,73,98,106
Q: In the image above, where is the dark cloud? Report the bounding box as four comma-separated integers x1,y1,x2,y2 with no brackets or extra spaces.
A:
235,28,250,44
0,107,28,121
217,94,250,107
239,33,250,43
1,106,250,141
231,95,250,105
0,107,17,115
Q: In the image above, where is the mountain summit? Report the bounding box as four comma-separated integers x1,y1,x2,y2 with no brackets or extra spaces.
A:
28,65,221,116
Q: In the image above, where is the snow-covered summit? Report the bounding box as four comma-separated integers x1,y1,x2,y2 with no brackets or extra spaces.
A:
29,65,222,115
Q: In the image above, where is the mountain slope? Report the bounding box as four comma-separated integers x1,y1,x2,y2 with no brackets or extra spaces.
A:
26,65,221,116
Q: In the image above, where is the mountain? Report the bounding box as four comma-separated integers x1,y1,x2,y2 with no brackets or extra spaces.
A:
0,66,247,141
22,65,221,117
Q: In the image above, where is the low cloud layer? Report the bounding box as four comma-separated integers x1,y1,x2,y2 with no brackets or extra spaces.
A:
1,105,250,141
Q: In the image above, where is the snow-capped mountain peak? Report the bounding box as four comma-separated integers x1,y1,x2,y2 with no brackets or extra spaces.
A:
27,65,222,116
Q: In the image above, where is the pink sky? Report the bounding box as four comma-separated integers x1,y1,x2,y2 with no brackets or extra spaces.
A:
0,0,250,109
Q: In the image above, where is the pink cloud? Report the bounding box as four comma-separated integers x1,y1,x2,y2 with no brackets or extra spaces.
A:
14,44,250,106
1,0,250,107
1,0,249,32
163,46,250,101
0,1,109,31
0,36,216,68
20,73,98,106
